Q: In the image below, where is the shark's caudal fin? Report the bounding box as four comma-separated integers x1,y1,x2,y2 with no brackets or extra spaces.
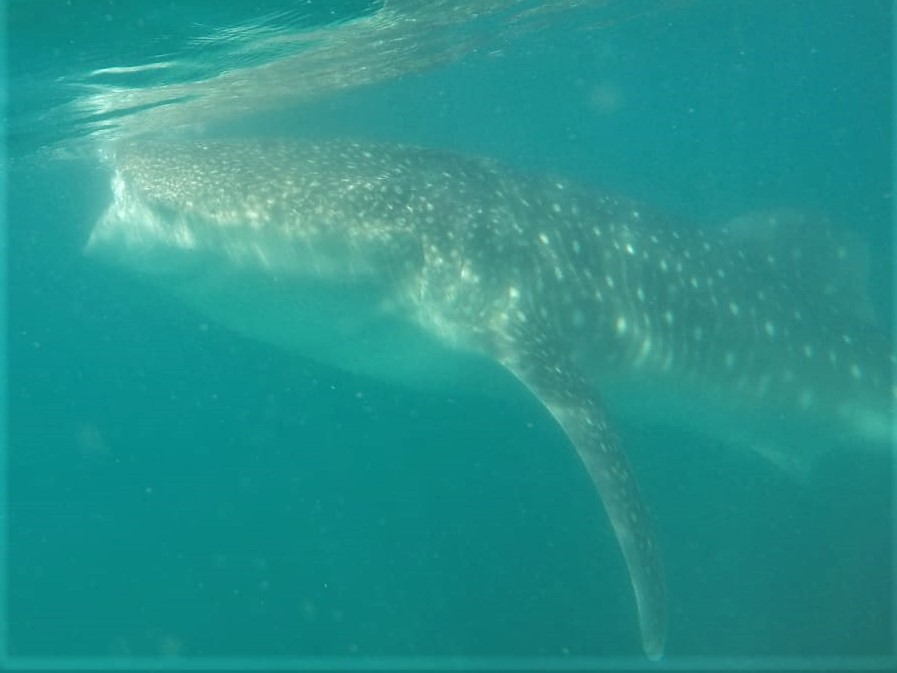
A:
500,350,667,660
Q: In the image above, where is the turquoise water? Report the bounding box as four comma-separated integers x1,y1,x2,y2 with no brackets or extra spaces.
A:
4,0,893,668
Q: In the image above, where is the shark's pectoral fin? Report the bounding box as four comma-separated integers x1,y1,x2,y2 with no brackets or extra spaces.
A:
500,350,667,659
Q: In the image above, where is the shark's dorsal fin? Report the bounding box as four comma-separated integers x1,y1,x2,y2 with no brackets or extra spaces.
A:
499,349,667,660
723,209,878,324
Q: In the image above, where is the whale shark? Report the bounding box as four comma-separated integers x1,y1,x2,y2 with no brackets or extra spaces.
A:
86,138,895,659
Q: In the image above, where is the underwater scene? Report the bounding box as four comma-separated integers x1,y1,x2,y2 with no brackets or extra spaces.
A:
4,0,894,670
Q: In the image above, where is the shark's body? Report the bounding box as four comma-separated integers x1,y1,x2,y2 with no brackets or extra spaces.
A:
88,139,895,658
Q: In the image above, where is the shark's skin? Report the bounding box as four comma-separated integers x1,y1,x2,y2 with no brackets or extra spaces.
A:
88,138,895,658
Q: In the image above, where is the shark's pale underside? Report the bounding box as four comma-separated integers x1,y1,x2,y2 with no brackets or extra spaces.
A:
87,138,895,658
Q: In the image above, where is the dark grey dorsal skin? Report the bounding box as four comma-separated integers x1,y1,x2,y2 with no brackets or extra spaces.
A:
88,139,896,659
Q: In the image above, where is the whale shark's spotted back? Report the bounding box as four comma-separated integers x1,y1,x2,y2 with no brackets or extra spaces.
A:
88,138,895,658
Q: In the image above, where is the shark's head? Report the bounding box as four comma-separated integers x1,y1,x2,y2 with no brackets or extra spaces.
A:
88,165,205,279
87,139,423,284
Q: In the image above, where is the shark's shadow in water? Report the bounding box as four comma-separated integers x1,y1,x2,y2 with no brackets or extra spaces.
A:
87,138,895,658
